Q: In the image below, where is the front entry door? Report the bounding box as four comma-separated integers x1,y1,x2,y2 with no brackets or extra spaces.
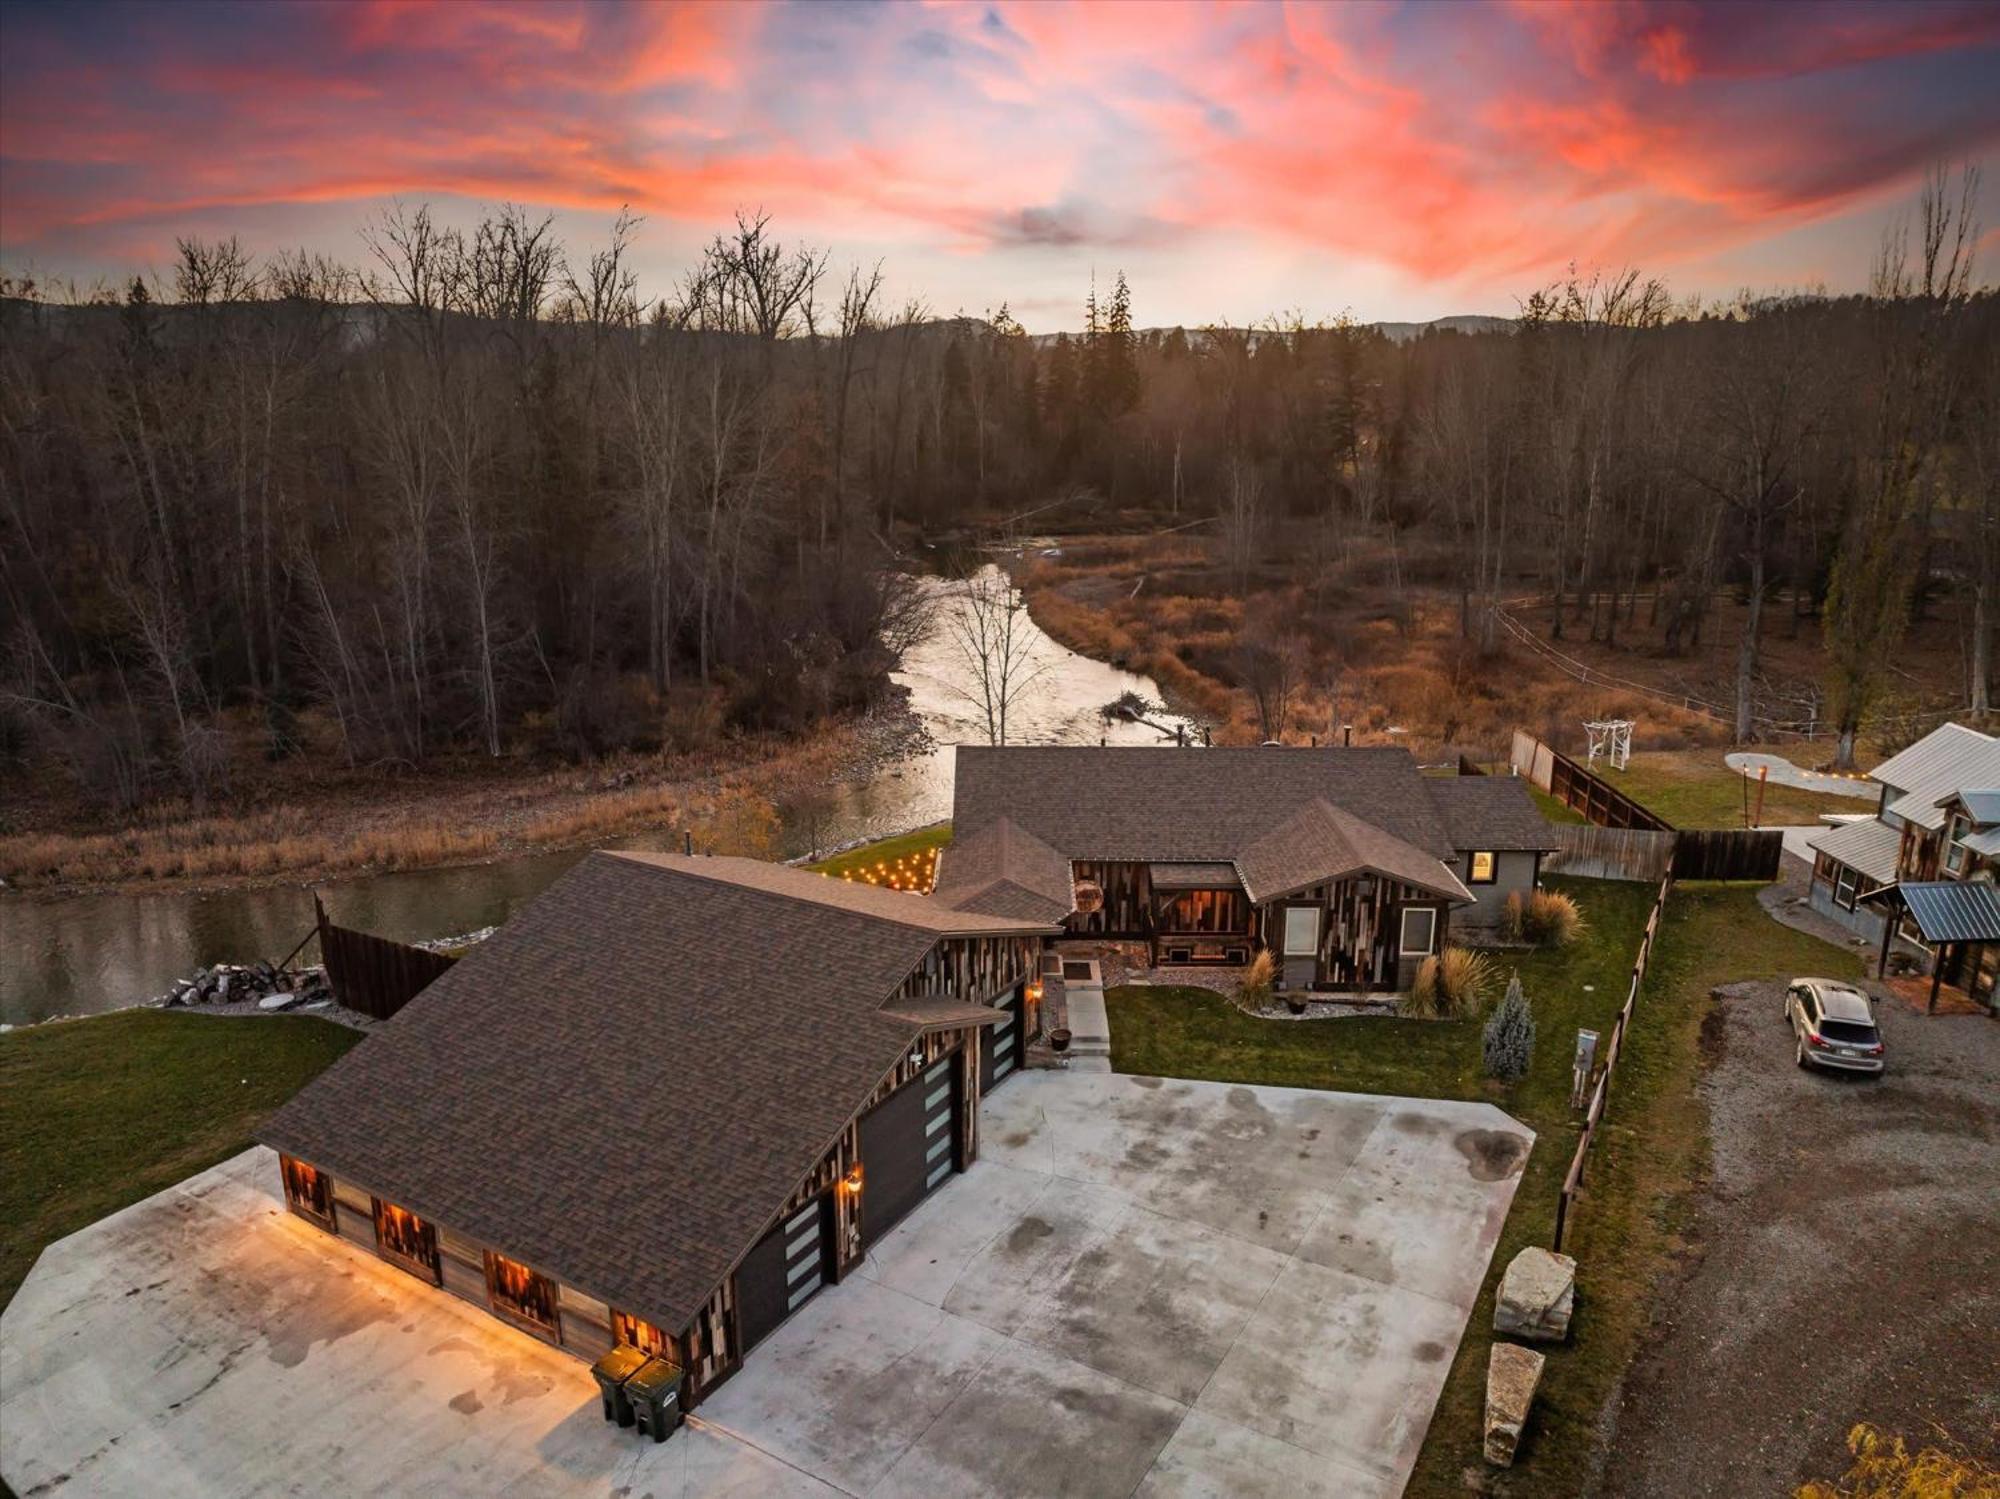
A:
1280,904,1321,989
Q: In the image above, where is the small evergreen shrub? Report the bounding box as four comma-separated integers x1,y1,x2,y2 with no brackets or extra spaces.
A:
1483,973,1536,1080
1399,946,1496,1019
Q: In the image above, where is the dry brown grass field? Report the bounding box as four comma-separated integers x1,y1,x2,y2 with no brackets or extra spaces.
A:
1017,529,1973,768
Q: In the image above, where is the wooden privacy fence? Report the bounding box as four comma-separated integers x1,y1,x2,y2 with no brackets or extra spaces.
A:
315,895,458,1021
1672,828,1784,881
1553,870,1674,1254
1512,729,1786,881
1544,824,1677,882
1510,730,1672,832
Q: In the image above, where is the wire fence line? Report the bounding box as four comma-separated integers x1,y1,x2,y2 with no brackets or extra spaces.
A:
1552,868,1674,1255
1492,606,1973,744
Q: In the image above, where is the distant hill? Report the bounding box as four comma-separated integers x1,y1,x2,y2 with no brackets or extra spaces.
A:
1024,314,1514,348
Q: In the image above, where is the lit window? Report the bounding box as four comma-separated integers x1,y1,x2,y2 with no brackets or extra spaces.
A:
1400,908,1437,956
1469,851,1496,884
487,1252,559,1336
613,1310,674,1358
373,1199,441,1284
280,1155,335,1231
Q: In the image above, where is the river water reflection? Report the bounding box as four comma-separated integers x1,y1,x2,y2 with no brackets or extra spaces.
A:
2,567,1190,1025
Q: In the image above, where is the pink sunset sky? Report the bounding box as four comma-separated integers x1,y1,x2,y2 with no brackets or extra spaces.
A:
2,0,1996,329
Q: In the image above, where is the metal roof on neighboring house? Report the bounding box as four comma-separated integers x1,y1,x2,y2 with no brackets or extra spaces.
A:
1874,880,2000,944
1870,724,2000,831
1942,788,2000,825
1808,817,1903,885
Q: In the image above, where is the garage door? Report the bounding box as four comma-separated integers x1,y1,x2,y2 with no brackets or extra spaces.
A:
737,1195,831,1354
980,986,1024,1095
858,1053,959,1250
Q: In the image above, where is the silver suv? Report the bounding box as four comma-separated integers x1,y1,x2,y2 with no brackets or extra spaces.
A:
1784,978,1884,1074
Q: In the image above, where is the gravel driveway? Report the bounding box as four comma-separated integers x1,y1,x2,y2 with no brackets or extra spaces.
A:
1601,977,2000,1494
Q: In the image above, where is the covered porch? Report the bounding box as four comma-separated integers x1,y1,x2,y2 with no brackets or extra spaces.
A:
1861,880,2000,1014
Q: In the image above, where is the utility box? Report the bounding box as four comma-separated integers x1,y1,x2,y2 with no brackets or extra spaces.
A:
625,1357,686,1443
590,1344,648,1427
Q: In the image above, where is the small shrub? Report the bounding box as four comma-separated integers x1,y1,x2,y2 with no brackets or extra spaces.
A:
1399,946,1496,1019
1522,887,1586,948
1483,973,1536,1081
1797,1421,2000,1498
1501,889,1528,944
1238,949,1276,1010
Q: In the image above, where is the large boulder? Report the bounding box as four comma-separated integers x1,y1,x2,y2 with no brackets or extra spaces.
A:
1494,1246,1575,1342
1483,1342,1545,1467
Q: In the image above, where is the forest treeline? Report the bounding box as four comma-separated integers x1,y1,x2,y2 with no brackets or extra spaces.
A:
2,171,1993,813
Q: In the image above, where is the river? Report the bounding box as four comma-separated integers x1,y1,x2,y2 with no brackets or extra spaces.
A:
0,565,1192,1026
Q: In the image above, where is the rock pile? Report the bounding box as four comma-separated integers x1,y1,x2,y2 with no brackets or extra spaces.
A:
156,961,332,1013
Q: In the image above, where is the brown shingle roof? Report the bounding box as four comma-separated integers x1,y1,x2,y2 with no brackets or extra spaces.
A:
261,851,1047,1336
946,747,1551,893
931,816,1075,924
1236,798,1474,904
952,745,1458,860
1426,775,1562,851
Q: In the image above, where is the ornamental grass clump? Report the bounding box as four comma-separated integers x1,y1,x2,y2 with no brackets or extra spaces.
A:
1237,949,1276,1011
1483,973,1537,1081
1399,946,1496,1019
1511,887,1587,948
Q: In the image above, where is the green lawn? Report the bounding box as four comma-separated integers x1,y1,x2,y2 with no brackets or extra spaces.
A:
0,1009,363,1312
1611,748,1867,829
805,822,952,879
1106,876,1862,1498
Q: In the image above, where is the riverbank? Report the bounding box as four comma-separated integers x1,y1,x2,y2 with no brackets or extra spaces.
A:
0,700,927,900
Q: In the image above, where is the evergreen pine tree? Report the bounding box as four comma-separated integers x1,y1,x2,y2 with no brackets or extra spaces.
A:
1482,973,1536,1081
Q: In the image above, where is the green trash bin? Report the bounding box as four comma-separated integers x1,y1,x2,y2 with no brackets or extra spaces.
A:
590,1344,649,1427
626,1357,685,1443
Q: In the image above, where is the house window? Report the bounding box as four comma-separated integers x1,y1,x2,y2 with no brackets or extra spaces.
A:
1400,907,1437,956
1468,851,1497,884
1945,814,1969,875
280,1155,335,1231
1833,865,1859,911
486,1252,559,1337
373,1199,441,1284
613,1310,674,1358
1282,906,1321,956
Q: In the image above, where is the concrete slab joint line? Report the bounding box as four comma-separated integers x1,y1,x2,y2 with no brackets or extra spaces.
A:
2,1073,1530,1499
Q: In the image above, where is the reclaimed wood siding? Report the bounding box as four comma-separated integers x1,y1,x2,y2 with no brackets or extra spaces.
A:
1265,875,1439,990
1067,860,1151,937
890,934,1040,1008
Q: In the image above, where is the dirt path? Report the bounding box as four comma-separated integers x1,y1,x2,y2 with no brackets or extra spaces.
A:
1600,975,2000,1494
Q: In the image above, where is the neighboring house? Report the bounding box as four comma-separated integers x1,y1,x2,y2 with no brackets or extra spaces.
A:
261,851,1053,1409
1809,722,2000,943
936,746,1556,992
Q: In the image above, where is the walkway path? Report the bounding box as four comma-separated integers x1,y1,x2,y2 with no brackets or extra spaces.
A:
1060,960,1113,1073
1723,751,1878,801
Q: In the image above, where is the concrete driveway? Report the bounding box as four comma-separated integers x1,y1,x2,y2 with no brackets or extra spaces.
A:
2,1073,1530,1499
